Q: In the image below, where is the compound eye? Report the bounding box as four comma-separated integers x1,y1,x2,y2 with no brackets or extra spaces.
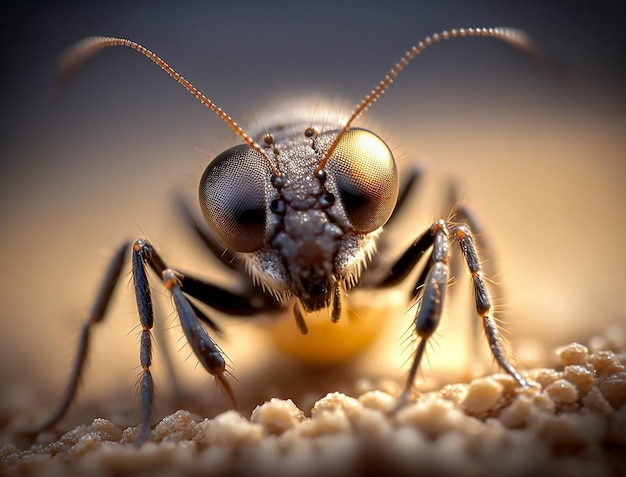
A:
199,145,268,252
327,128,398,233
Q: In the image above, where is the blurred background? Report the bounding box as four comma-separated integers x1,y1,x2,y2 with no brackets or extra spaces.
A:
1,1,624,431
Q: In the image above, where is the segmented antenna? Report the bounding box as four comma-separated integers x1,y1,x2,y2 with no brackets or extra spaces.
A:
59,36,280,176
316,27,540,172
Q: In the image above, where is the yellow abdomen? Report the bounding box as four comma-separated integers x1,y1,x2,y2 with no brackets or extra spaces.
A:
265,293,391,367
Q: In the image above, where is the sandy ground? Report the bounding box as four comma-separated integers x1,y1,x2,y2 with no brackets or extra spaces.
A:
1,324,624,477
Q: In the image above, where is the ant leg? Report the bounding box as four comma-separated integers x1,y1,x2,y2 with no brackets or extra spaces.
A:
34,237,241,444
452,225,528,387
394,220,450,411
376,227,434,289
30,241,130,433
132,239,238,445
130,240,158,445
452,202,500,378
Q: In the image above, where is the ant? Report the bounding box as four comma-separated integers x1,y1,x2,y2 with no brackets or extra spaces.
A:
34,27,537,445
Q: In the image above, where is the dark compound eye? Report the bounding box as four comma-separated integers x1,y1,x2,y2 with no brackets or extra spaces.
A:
326,128,399,233
199,145,269,252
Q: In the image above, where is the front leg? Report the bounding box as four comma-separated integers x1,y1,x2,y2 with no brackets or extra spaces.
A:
394,220,450,410
392,218,528,411
31,238,246,446
452,226,529,388
132,239,238,445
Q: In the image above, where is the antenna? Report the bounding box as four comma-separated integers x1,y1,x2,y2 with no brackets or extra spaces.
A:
316,27,540,173
59,36,280,176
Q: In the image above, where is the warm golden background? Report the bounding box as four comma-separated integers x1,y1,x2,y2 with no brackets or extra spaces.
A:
1,2,624,426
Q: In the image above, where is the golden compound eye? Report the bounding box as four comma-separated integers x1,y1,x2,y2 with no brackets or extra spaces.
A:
327,128,399,233
199,145,269,252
